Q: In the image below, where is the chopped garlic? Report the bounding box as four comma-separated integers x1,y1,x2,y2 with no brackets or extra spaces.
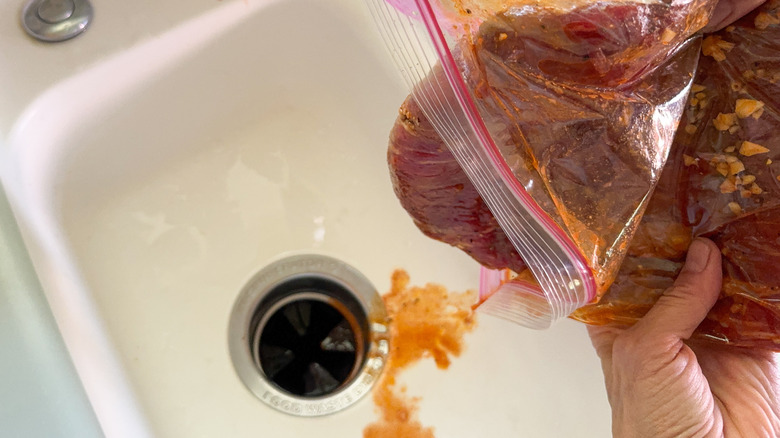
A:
729,160,745,175
740,141,770,156
742,174,757,184
683,154,697,166
691,84,706,93
755,12,780,30
735,99,765,118
750,183,764,195
728,202,743,215
661,28,676,44
713,113,737,131
702,36,735,62
685,124,697,134
724,145,736,153
720,179,737,193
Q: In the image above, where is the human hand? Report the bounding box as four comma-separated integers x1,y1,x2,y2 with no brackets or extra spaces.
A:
588,238,780,437
704,0,767,32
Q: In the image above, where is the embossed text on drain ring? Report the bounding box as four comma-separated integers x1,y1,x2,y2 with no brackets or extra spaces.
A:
227,254,390,417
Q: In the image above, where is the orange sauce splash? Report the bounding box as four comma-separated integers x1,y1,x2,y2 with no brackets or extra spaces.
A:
363,270,477,438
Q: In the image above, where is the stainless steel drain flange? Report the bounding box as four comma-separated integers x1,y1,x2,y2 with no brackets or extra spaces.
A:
228,254,389,416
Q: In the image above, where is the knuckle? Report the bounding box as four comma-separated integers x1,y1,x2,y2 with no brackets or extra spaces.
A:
611,332,643,359
667,276,699,296
661,284,711,315
657,288,691,308
611,332,670,376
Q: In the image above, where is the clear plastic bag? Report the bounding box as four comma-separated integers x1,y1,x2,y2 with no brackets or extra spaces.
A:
377,0,780,348
369,0,714,327
573,1,780,349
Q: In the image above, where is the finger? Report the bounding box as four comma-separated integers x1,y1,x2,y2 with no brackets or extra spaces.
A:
587,325,622,361
586,325,623,381
703,0,767,32
629,238,722,344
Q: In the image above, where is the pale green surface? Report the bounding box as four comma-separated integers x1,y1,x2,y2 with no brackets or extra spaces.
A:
0,186,103,438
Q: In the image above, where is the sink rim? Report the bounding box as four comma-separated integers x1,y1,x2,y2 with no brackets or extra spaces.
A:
0,1,310,437
0,0,613,436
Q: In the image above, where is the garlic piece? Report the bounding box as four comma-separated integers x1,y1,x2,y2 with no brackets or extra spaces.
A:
739,141,770,157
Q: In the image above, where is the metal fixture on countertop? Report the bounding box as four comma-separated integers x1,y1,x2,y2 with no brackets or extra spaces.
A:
21,0,92,42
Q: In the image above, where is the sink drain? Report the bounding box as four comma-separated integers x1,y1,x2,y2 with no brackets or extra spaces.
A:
228,254,389,416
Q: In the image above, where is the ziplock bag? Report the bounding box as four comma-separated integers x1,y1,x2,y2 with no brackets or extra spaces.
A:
573,2,780,349
368,0,715,328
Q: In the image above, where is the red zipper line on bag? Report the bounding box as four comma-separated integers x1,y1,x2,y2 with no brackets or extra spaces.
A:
415,0,597,302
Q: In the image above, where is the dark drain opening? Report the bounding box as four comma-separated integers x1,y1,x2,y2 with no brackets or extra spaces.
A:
229,254,388,416
250,276,368,398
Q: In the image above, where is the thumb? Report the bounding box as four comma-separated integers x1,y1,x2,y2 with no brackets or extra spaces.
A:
630,238,723,344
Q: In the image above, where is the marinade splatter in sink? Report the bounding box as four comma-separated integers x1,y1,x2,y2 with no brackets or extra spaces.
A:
363,270,476,438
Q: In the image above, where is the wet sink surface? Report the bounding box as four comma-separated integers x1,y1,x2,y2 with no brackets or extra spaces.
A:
1,0,610,436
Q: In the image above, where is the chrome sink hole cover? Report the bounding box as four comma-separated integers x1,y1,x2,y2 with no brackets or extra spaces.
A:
228,254,389,416
21,0,93,42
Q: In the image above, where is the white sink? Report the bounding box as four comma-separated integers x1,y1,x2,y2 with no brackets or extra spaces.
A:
0,0,610,436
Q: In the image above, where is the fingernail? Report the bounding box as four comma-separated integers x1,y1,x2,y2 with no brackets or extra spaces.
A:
683,239,712,273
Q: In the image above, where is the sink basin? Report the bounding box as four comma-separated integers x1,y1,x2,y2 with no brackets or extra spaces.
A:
0,0,610,436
